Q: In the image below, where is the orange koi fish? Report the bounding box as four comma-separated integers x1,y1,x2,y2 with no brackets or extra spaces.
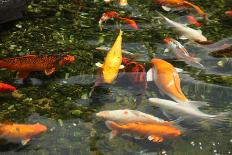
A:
99,11,138,30
122,57,146,88
155,0,207,20
0,83,16,92
186,15,203,27
105,121,181,142
96,30,124,84
0,55,75,79
225,11,232,17
147,58,189,103
0,123,47,145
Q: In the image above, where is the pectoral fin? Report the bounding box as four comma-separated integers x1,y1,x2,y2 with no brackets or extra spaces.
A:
146,68,154,82
44,68,56,76
148,135,164,143
179,35,188,40
119,65,124,69
109,130,120,140
162,5,172,11
96,62,103,68
18,71,30,79
164,48,170,53
21,138,31,146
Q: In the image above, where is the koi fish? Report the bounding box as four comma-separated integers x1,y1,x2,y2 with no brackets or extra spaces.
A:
99,11,119,30
155,0,207,20
225,11,232,17
105,120,181,142
0,55,75,79
149,98,229,120
0,83,16,92
186,15,203,27
117,17,139,30
96,30,124,84
163,37,204,68
122,57,147,88
146,58,189,103
104,0,128,6
96,109,166,124
99,11,138,30
0,123,47,145
156,11,207,43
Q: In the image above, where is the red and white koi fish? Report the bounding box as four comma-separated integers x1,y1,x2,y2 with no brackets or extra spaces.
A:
99,11,138,30
0,83,16,92
105,120,181,142
0,123,47,145
96,109,166,124
156,11,207,43
163,37,204,68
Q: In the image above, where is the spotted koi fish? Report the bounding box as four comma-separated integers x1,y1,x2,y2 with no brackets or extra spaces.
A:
0,55,75,79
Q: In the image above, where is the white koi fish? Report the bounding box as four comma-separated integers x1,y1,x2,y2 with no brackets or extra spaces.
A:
164,37,204,68
149,98,229,120
96,109,166,124
156,11,207,43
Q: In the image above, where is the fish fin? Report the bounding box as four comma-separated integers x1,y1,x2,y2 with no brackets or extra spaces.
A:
148,135,164,143
175,67,183,73
162,5,172,11
189,101,209,107
44,68,56,76
109,130,119,139
179,35,188,40
146,68,154,82
105,121,116,130
18,71,30,79
21,138,30,146
119,65,125,69
164,48,170,53
96,62,103,68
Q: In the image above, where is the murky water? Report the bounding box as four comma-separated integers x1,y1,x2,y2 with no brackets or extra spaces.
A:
0,0,232,154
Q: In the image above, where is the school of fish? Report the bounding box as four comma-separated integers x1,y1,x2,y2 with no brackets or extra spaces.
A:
0,0,231,149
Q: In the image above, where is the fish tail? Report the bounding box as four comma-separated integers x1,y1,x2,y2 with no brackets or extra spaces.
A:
183,1,206,19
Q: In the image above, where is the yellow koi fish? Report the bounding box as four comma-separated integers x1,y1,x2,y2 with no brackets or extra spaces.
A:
96,30,124,84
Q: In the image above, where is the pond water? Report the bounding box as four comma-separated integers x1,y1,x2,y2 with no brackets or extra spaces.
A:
0,0,232,154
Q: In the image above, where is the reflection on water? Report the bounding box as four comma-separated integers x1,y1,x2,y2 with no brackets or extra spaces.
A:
0,0,232,154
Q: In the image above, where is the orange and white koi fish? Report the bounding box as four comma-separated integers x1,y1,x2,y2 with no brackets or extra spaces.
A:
105,121,181,142
225,11,232,17
163,37,204,68
96,30,124,84
0,83,16,92
155,0,207,20
0,123,47,145
99,11,138,30
147,58,189,103
96,109,166,124
104,0,128,6
156,11,207,43
0,55,75,79
149,98,229,120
